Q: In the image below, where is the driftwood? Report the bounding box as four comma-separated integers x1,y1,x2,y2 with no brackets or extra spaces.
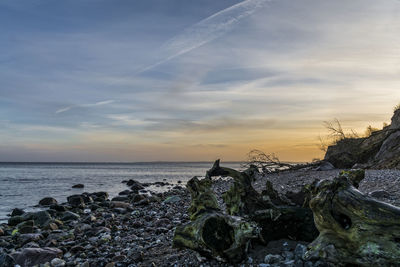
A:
243,149,322,174
173,160,318,262
172,167,259,262
173,161,400,265
304,171,400,266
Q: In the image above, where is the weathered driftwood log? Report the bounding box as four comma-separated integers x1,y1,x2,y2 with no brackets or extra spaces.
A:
173,168,259,262
173,160,318,262
173,211,258,262
304,170,400,266
207,160,274,216
209,160,317,242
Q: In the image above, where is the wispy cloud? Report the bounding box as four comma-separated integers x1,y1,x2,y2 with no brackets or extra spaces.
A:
56,100,115,114
106,114,154,127
138,0,271,73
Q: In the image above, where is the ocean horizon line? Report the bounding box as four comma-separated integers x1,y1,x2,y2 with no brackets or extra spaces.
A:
0,160,304,164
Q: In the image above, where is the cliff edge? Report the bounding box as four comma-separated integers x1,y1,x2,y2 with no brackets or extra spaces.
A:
324,109,400,169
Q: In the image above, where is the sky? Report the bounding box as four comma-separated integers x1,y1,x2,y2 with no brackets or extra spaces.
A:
1,0,400,162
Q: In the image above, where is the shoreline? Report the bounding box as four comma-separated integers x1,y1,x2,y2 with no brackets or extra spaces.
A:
1,168,400,266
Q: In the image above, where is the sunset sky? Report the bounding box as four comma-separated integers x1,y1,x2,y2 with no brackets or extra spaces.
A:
1,0,400,162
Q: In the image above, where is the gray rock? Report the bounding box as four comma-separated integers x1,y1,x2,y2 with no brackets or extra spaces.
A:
294,243,307,260
18,233,43,244
32,211,53,227
67,195,85,208
61,211,80,221
49,204,67,212
17,220,35,234
90,191,109,201
0,253,15,267
316,161,335,171
162,195,181,204
51,258,66,267
13,247,62,267
112,196,129,202
282,251,294,260
264,254,283,264
39,197,58,206
118,190,131,195
11,208,25,217
8,215,25,226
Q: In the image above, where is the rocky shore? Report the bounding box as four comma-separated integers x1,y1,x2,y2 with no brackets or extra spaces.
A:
1,168,400,267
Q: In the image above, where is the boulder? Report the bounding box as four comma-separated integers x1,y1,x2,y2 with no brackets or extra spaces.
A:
61,211,80,221
67,195,85,208
111,196,129,202
72,184,84,189
12,247,62,267
17,233,43,245
127,180,145,191
315,161,335,171
39,197,58,206
11,208,25,217
31,211,53,227
126,179,141,187
80,193,94,204
118,190,131,195
8,215,25,226
90,192,109,202
49,204,67,212
17,220,35,234
0,253,15,267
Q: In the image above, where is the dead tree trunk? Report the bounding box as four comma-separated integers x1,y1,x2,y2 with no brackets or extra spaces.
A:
173,168,259,263
174,162,400,265
304,172,400,266
173,160,318,262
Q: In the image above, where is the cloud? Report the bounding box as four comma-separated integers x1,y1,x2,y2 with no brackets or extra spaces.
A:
138,0,271,73
106,114,154,127
56,100,115,114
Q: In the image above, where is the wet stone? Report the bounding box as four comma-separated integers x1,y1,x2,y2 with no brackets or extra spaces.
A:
39,197,58,206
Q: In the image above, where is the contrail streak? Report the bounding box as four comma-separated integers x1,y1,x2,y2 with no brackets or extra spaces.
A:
55,100,115,114
138,0,271,73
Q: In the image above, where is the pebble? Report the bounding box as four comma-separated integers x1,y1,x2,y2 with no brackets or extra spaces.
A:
294,244,307,260
264,254,283,264
51,258,66,267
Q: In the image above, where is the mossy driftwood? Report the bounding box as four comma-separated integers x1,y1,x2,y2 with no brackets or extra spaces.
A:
305,171,400,266
173,160,318,262
173,161,400,265
172,162,259,262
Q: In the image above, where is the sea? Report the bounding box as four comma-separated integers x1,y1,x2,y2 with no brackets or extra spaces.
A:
0,162,243,223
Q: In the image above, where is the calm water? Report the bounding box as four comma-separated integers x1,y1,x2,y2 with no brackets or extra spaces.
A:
0,162,243,222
